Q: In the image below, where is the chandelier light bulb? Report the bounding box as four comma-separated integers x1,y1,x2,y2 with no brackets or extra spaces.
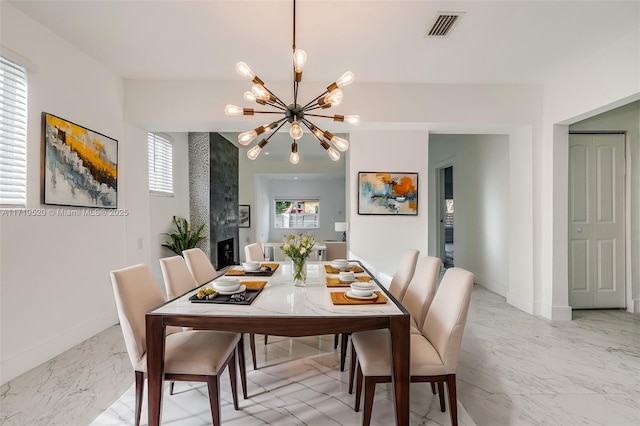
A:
238,130,258,146
324,89,343,106
224,104,243,116
293,49,307,71
331,136,349,151
335,71,355,87
344,115,361,125
247,144,263,160
290,142,300,164
244,91,257,103
235,62,256,80
289,121,303,139
251,84,270,101
326,146,340,161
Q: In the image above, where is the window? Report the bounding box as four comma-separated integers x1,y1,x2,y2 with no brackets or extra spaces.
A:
148,132,173,194
0,56,28,206
274,199,319,229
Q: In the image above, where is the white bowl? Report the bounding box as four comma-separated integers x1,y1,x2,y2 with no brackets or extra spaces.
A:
339,272,356,282
214,277,240,291
351,281,374,290
350,284,374,297
242,261,261,272
330,259,349,270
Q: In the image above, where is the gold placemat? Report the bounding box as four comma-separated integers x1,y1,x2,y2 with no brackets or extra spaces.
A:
225,263,280,276
330,291,388,305
261,263,280,271
324,264,365,274
240,281,268,291
325,276,372,287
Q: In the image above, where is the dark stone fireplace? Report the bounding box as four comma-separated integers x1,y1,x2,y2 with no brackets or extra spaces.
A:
217,238,235,270
188,132,239,270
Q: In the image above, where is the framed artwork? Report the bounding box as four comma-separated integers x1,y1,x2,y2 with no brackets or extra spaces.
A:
239,204,250,228
42,112,118,208
358,172,418,215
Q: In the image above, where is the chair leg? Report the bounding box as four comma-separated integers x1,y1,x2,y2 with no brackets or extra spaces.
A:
228,350,239,410
348,344,357,394
354,364,363,412
438,381,446,412
169,381,175,395
264,334,269,345
237,337,248,399
431,382,436,394
340,332,350,372
334,333,339,349
446,374,458,426
249,333,257,370
206,375,221,426
134,371,144,426
362,377,376,426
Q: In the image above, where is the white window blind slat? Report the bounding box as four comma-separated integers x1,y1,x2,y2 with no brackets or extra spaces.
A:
0,56,27,206
148,132,173,194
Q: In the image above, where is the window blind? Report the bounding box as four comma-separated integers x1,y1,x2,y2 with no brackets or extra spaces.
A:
0,56,28,206
148,132,173,194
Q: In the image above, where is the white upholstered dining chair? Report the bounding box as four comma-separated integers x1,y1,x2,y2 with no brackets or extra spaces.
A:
352,267,474,426
339,249,421,372
388,249,420,300
183,247,217,285
348,255,441,390
110,264,241,426
244,242,265,262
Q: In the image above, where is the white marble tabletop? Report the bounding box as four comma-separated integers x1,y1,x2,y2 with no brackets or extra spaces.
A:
153,261,404,318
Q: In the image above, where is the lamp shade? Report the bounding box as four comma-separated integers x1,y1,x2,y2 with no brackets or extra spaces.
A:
334,222,347,232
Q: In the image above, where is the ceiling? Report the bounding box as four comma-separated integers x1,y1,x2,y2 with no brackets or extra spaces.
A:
7,0,640,159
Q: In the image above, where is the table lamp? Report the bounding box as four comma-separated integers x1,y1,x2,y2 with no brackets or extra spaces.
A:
334,222,347,242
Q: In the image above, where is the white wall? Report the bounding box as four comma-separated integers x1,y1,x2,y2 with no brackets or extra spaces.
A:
237,152,345,253
428,135,510,296
0,3,126,383
537,26,640,319
348,130,429,280
267,177,346,243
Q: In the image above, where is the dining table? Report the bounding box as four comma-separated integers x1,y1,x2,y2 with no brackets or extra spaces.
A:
145,260,411,425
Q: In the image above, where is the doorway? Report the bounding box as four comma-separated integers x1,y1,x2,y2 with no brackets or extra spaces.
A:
568,133,626,309
437,165,454,268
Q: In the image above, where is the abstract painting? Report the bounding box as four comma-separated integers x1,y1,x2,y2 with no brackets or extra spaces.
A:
43,113,118,208
358,172,418,215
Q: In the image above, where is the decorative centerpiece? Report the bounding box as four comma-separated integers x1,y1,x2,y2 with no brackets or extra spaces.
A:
280,233,316,286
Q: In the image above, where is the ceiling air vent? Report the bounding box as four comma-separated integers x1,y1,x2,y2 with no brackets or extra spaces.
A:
426,12,463,37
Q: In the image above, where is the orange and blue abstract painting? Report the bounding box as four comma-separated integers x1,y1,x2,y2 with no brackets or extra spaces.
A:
43,113,118,208
358,172,418,215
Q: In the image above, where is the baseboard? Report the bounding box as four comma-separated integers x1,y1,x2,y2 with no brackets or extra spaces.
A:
534,302,572,321
0,311,118,385
632,298,640,314
507,290,534,315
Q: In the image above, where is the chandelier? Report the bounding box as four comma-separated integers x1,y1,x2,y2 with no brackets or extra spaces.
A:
224,0,359,164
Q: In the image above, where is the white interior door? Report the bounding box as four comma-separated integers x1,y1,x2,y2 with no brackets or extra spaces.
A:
569,133,625,308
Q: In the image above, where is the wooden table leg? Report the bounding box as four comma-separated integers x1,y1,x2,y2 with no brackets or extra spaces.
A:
146,314,165,426
389,315,410,426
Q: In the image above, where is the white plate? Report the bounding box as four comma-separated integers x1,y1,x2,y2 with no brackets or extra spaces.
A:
217,284,246,295
345,291,378,300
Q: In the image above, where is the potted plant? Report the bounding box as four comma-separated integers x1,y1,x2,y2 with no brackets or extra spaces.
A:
162,216,205,256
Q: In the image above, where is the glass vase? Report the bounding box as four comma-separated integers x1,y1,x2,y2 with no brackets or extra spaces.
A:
291,257,307,287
